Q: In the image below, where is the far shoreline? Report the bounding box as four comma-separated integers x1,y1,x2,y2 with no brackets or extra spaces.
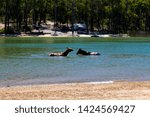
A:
0,32,130,38
1,33,150,39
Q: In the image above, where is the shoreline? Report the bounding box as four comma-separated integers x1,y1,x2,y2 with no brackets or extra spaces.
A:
0,32,129,38
0,81,150,100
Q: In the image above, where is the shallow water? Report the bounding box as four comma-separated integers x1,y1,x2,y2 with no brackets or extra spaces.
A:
0,37,150,86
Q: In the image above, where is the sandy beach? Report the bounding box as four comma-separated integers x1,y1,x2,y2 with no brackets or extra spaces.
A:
0,81,150,100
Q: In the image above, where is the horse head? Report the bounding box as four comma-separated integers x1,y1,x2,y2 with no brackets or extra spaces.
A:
66,47,73,52
61,47,73,56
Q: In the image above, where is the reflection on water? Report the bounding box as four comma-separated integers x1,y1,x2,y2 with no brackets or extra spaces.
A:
0,37,150,86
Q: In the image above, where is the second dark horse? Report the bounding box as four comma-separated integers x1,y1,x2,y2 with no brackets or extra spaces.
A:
76,48,100,55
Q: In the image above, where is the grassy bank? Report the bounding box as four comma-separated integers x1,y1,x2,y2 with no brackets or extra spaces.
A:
0,36,150,42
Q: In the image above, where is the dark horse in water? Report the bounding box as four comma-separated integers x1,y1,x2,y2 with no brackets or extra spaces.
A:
49,47,73,56
76,48,100,55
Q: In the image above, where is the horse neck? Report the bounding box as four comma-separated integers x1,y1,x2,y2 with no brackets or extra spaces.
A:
62,49,71,56
80,49,88,55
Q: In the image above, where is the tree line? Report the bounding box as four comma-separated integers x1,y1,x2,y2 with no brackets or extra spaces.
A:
0,0,150,34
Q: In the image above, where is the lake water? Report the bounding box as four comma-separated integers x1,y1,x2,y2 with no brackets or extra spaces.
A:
0,37,150,87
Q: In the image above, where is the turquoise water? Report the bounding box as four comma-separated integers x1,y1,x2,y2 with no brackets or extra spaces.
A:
0,37,150,86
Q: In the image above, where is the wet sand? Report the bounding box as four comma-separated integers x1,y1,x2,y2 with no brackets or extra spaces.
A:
0,81,150,100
